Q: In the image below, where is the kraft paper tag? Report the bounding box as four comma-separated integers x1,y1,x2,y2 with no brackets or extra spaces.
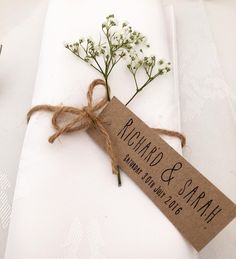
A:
88,97,236,251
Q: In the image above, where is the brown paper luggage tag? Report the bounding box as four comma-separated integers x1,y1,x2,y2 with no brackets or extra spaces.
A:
88,97,236,251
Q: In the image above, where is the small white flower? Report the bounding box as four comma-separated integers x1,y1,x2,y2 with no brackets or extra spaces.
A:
94,45,102,53
142,36,147,44
122,21,129,27
111,37,119,45
110,18,118,26
79,37,85,43
87,37,94,44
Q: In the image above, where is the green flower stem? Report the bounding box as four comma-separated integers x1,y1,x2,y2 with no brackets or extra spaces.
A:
93,56,105,74
126,89,139,106
104,76,111,101
107,56,122,76
132,72,139,91
126,71,161,106
117,167,122,187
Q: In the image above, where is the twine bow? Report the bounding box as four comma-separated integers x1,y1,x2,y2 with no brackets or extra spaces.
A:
27,79,186,186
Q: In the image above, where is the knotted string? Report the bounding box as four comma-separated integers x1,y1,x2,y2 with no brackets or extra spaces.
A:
27,79,186,185
27,79,118,177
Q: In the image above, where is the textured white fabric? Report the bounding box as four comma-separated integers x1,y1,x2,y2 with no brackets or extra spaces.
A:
175,2,236,259
5,1,197,258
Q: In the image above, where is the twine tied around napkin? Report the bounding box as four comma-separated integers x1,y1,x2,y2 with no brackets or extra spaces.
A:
27,79,186,186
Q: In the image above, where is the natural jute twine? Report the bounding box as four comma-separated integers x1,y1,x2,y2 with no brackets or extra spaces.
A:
27,79,186,179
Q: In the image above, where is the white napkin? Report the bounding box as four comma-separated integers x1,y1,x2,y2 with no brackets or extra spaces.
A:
5,1,197,258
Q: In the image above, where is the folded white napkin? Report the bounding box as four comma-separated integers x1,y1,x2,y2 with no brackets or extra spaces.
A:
5,1,197,258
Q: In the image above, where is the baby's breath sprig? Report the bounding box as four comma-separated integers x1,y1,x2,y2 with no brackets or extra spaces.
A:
65,14,171,105
125,55,171,105
65,14,149,101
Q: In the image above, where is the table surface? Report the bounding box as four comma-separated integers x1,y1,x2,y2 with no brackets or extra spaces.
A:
0,0,235,258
